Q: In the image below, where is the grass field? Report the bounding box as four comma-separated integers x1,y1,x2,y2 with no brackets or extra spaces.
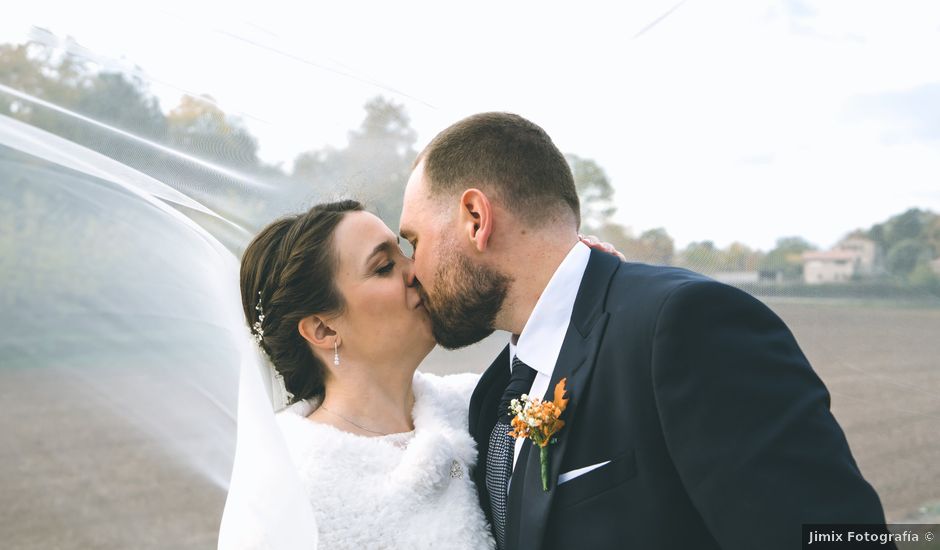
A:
1,298,936,549
761,298,940,523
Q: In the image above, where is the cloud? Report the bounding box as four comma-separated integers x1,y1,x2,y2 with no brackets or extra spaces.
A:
846,82,940,143
739,152,776,165
784,0,816,19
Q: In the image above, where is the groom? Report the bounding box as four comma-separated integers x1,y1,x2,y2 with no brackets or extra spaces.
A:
398,113,888,550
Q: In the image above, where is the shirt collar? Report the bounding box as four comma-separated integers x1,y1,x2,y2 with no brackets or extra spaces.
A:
509,241,591,376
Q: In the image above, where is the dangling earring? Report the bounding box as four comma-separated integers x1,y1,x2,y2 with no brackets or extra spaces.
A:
333,339,340,367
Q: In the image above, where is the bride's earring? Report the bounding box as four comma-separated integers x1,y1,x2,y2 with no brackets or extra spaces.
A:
333,339,340,367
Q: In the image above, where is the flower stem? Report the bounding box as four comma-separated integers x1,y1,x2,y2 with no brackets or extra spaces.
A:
540,446,550,491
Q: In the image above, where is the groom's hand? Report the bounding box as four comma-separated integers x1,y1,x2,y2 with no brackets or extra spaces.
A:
579,234,626,261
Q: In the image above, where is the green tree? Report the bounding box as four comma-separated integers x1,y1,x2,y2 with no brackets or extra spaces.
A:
638,228,674,265
0,41,265,174
167,94,259,168
293,96,417,226
0,42,167,143
887,208,925,243
867,208,938,254
759,236,816,280
908,261,940,294
566,154,616,233
724,242,763,272
926,216,940,259
0,42,89,135
678,241,723,273
590,221,638,256
885,238,933,277
0,39,298,237
76,72,167,140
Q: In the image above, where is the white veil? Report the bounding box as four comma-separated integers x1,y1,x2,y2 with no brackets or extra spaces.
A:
217,336,317,550
0,111,316,548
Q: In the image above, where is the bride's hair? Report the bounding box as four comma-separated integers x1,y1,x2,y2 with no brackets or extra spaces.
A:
239,200,364,404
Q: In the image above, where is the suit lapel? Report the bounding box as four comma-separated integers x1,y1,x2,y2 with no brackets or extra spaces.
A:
508,250,620,550
469,344,511,524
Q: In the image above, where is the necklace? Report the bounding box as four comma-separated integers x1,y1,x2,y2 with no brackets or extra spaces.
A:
319,404,392,436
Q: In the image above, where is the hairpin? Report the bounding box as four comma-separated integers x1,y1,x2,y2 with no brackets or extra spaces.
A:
252,289,265,344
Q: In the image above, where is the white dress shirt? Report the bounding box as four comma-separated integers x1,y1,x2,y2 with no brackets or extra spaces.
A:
508,241,591,472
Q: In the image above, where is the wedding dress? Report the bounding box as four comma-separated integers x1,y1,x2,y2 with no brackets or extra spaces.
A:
220,370,495,550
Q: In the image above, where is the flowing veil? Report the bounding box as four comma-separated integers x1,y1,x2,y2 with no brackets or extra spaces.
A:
2,2,939,549
217,334,317,549
0,105,317,546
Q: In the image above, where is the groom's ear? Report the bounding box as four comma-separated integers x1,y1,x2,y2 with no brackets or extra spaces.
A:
298,314,338,351
459,188,493,253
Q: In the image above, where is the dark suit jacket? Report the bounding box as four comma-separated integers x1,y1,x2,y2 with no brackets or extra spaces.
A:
468,250,888,550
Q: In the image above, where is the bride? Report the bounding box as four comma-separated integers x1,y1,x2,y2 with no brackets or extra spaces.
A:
222,199,493,550
218,199,617,549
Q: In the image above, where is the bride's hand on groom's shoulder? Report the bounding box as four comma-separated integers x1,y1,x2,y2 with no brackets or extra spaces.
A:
579,234,626,261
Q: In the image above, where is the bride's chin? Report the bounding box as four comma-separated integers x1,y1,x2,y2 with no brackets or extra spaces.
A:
414,320,437,354
418,322,436,348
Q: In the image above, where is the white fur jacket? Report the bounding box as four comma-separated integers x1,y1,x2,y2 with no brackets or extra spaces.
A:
272,371,495,550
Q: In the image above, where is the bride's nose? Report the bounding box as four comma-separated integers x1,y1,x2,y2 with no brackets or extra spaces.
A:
402,256,418,288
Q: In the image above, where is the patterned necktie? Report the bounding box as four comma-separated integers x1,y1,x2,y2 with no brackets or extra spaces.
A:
486,356,537,550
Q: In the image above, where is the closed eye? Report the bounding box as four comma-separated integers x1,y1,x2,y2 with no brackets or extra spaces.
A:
376,261,396,276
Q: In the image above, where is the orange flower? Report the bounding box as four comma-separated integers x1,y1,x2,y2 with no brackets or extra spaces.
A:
554,377,569,412
509,416,530,439
506,378,572,491
507,378,570,447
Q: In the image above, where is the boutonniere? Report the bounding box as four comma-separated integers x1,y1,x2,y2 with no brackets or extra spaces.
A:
508,378,570,491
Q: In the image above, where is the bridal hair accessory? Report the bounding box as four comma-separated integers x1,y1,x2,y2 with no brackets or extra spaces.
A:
333,339,340,367
508,378,570,491
251,290,266,344
274,370,293,400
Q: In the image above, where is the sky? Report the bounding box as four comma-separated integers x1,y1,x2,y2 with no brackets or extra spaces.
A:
2,0,939,251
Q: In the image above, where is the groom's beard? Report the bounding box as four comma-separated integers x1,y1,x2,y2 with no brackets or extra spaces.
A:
421,248,511,350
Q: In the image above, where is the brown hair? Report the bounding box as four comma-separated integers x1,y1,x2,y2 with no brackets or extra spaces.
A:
239,200,364,404
416,112,580,227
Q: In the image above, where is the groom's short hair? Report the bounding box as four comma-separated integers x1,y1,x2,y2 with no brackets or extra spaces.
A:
415,112,580,227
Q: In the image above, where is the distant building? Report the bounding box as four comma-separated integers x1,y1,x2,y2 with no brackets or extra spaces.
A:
834,236,880,276
801,236,881,284
802,250,859,284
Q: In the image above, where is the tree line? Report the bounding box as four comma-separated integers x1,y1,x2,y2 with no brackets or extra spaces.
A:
2,39,937,295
